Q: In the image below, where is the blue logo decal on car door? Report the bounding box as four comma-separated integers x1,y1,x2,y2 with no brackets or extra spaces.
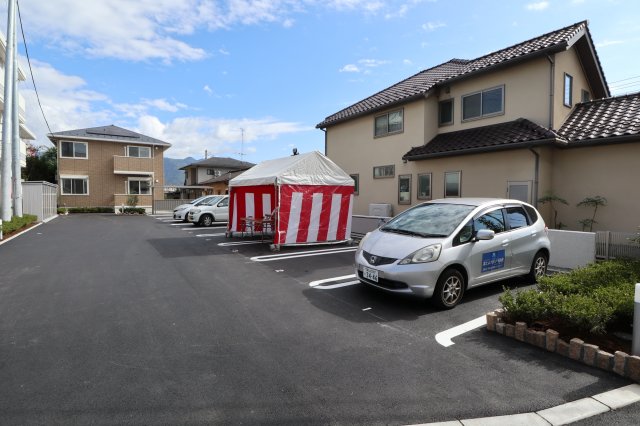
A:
482,249,505,272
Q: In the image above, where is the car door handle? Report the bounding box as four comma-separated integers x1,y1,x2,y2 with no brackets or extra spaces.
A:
501,239,510,247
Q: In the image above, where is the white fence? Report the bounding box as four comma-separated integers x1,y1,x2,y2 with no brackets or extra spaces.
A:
22,181,58,222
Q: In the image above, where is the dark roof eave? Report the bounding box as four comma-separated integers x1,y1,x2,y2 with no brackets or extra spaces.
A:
316,92,430,129
404,138,562,161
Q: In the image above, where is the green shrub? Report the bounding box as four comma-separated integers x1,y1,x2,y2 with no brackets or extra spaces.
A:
500,260,639,335
61,207,115,214
1,214,38,235
118,207,146,214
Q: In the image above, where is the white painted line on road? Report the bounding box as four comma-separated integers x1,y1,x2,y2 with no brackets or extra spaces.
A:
0,221,45,246
196,233,226,237
362,307,371,311
309,274,359,289
218,241,265,247
182,225,226,230
435,316,487,347
251,247,356,262
170,223,193,226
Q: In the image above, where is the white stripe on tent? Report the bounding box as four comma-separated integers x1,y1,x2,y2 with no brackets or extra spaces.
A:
327,193,342,241
307,193,323,243
345,194,354,238
231,193,238,231
285,192,303,244
245,193,255,218
262,193,272,217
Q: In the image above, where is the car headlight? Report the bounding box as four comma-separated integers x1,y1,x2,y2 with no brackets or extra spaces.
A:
356,232,371,257
190,209,200,214
398,244,442,265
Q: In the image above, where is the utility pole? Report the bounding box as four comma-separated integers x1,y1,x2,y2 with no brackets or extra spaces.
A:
0,0,17,222
11,2,21,217
239,128,245,163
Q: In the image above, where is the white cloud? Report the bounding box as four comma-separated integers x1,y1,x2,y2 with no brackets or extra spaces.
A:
596,40,625,48
422,21,446,31
203,85,214,95
526,1,550,11
403,59,413,65
340,64,360,73
218,48,231,55
359,59,389,67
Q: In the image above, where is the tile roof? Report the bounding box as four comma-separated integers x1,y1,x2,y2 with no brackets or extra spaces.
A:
403,118,560,160
48,125,171,146
179,157,255,170
317,21,593,129
558,92,640,143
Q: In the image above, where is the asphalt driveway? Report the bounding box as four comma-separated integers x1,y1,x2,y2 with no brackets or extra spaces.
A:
0,214,634,425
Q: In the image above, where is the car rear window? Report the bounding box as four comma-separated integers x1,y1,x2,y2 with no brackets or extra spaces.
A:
523,205,538,223
506,206,530,230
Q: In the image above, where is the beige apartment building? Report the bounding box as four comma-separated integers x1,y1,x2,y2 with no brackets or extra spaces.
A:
317,20,640,232
48,125,171,211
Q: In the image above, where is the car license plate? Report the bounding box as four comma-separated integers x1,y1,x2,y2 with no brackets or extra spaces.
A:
363,266,379,282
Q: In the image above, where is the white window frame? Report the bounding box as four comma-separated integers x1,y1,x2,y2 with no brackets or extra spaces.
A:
374,108,404,137
444,171,461,198
127,146,151,158
373,165,395,179
564,73,573,107
60,175,89,195
127,177,152,195
398,174,412,205
60,141,88,159
461,85,505,122
417,172,432,200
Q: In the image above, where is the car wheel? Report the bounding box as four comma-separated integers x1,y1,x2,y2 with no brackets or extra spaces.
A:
528,252,548,282
200,214,213,227
432,269,465,309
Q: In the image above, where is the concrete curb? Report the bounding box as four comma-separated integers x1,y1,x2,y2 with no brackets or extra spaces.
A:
414,384,640,425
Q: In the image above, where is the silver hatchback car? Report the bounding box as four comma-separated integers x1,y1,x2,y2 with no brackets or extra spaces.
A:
355,198,550,309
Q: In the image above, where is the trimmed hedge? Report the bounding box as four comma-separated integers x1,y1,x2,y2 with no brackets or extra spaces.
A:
500,260,639,335
58,207,115,214
118,207,146,215
1,214,38,235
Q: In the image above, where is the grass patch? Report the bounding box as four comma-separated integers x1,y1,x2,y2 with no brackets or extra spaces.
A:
1,214,38,235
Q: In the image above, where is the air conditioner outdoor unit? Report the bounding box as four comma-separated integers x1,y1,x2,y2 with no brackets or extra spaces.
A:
368,203,393,217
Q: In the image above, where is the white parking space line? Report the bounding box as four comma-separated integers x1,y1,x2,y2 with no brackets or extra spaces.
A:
218,241,265,246
182,225,226,230
170,223,193,226
309,274,359,289
435,316,487,347
251,247,356,262
195,233,227,237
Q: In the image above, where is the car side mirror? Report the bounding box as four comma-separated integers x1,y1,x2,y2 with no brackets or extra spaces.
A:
474,229,495,241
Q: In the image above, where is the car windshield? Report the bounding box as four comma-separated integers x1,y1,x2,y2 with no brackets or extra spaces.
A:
381,203,476,237
200,196,223,206
194,196,217,206
189,196,208,205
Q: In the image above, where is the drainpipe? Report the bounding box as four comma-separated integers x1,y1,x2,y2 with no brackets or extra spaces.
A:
321,128,327,156
546,54,555,130
529,147,540,208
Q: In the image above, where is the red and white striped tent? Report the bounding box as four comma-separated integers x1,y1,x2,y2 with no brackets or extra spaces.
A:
227,151,354,248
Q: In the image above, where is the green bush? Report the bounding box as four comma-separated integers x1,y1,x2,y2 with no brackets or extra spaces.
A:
58,207,115,214
118,207,146,214
500,260,639,335
1,214,38,235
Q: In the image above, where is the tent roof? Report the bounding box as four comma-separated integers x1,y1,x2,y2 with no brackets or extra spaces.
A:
229,151,354,187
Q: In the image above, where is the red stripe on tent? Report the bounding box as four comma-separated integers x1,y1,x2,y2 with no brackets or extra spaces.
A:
336,193,351,240
296,192,314,243
317,191,332,242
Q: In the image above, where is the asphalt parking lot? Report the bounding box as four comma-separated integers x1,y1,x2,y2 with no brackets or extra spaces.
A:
0,213,636,425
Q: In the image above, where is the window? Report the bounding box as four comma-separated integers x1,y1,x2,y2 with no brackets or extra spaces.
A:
128,178,151,195
398,175,411,205
60,141,87,158
438,99,454,126
505,206,530,230
61,177,88,195
581,89,591,103
127,146,151,158
350,174,359,195
474,209,506,234
444,171,461,197
462,86,504,121
564,73,573,107
374,109,403,137
373,165,395,179
417,173,431,200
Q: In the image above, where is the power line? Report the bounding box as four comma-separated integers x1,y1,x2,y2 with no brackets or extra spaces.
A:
609,74,640,85
16,0,53,135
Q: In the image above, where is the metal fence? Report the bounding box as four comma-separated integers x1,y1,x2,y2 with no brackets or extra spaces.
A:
22,181,58,222
596,231,640,260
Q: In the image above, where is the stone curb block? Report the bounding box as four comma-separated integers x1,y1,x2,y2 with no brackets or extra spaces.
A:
485,310,639,383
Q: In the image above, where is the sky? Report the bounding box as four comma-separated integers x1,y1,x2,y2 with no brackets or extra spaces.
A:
4,0,640,163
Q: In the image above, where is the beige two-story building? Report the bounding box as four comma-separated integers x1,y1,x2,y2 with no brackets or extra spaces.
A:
317,20,640,232
48,125,171,211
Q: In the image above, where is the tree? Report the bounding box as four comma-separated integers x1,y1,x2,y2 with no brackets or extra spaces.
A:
537,192,568,229
24,144,57,183
577,195,607,232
